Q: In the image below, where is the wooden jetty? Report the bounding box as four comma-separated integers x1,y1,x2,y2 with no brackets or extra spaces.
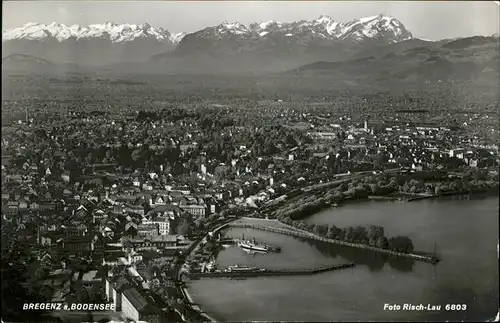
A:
189,263,355,279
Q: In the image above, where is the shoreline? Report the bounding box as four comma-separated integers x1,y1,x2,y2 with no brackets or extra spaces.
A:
182,286,218,323
341,188,498,205
176,221,235,323
272,186,499,217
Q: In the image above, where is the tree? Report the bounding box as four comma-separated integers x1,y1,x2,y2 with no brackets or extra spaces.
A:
314,224,329,237
388,236,414,253
131,148,142,162
285,134,297,147
297,222,307,230
39,285,54,301
351,226,369,244
176,218,190,236
337,228,346,240
306,223,315,232
34,265,50,281
367,225,385,246
333,191,343,201
89,284,104,302
376,236,389,249
344,227,355,242
326,225,339,239
388,179,399,190
208,213,219,223
195,216,207,230
77,286,90,303
1,244,52,320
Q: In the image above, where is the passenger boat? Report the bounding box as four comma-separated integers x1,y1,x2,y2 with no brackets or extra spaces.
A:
241,248,267,255
237,240,268,253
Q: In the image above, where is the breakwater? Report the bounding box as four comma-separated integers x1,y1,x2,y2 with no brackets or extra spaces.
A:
368,195,402,201
229,223,440,264
189,263,355,279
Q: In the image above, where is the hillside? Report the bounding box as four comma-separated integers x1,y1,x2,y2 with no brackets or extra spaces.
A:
285,36,499,83
2,54,83,74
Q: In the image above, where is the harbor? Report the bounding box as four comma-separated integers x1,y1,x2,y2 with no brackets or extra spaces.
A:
181,196,497,322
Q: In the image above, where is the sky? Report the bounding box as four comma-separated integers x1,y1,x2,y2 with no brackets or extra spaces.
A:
2,1,499,40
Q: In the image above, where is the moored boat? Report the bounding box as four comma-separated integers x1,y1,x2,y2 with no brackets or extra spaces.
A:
241,248,267,255
237,240,269,253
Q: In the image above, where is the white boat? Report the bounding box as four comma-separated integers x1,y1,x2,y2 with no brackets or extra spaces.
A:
237,240,268,253
241,248,267,255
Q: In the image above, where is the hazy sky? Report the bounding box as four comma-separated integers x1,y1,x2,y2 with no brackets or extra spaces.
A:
2,1,499,40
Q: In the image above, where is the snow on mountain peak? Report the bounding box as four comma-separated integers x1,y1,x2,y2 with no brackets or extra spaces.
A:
259,20,282,29
216,22,250,35
315,15,333,24
3,14,412,46
170,32,186,43
2,22,183,43
214,14,411,42
338,14,412,42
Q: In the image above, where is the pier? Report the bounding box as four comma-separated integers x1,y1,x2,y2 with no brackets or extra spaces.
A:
189,263,355,279
229,223,440,264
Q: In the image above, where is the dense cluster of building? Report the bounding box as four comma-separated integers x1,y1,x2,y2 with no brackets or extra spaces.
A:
1,101,498,321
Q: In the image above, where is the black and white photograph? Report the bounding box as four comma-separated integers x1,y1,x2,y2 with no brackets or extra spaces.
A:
1,1,499,322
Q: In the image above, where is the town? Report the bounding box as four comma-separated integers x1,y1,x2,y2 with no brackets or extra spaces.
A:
1,81,498,322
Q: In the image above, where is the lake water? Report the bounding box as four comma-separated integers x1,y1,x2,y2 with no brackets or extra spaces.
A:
188,196,499,322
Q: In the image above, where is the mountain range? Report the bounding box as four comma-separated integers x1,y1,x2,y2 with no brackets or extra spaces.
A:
2,14,499,78
2,22,184,65
3,15,413,66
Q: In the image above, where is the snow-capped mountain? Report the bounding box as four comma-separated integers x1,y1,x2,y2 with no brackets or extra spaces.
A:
2,22,185,44
178,14,412,43
336,15,412,42
174,14,413,57
2,14,414,67
2,22,185,66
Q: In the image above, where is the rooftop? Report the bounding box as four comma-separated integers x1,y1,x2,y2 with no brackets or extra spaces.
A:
122,288,161,315
81,270,100,282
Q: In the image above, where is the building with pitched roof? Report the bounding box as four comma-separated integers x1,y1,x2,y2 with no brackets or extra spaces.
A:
121,287,161,323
